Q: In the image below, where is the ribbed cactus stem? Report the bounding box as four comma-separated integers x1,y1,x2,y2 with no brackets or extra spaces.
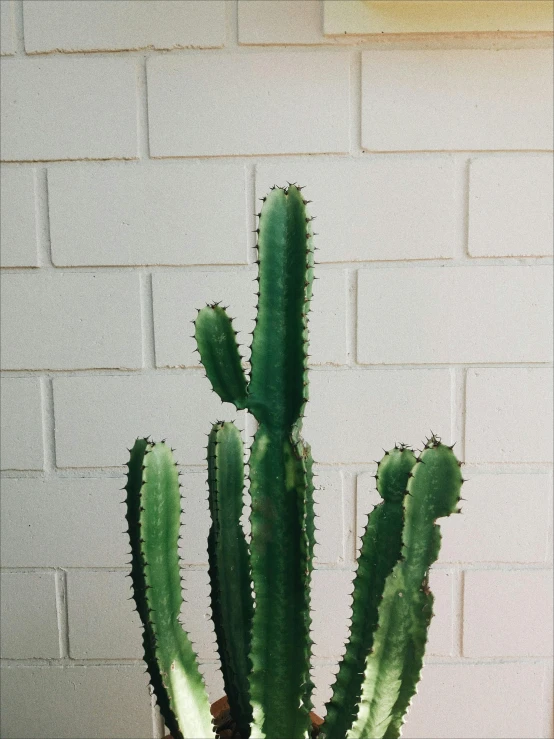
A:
348,437,463,739
125,439,214,739
207,421,253,738
322,445,417,739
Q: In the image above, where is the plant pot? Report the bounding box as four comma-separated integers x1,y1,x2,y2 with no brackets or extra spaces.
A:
164,695,323,738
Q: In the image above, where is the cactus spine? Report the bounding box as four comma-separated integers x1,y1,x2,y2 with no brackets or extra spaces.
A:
124,185,463,739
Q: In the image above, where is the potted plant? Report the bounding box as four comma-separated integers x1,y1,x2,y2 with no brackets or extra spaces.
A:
123,185,463,739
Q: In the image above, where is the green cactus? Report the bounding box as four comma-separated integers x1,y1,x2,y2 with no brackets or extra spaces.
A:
124,185,463,739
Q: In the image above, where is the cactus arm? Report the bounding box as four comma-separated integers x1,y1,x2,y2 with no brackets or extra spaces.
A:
348,439,462,739
195,304,248,410
125,438,180,739
207,422,253,738
247,186,315,738
321,446,417,739
247,185,313,427
126,440,214,739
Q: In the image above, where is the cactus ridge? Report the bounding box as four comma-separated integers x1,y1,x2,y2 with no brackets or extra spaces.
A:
125,186,463,739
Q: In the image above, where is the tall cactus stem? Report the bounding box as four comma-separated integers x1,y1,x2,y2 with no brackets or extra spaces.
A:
125,439,214,739
207,421,254,738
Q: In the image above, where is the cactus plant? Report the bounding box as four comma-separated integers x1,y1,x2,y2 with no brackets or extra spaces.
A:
123,185,463,739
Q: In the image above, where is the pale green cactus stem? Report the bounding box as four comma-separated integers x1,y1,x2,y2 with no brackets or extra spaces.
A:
344,437,463,739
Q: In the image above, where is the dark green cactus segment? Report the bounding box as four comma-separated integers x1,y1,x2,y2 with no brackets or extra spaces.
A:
248,185,314,428
125,438,180,739
207,422,253,738
298,437,316,714
248,429,312,738
195,304,248,409
321,446,417,739
350,438,462,739
137,442,214,738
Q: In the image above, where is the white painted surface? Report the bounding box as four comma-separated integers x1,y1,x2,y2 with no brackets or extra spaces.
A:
1,3,552,737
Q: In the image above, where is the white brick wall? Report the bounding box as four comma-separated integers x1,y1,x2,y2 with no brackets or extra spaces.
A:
1,3,552,738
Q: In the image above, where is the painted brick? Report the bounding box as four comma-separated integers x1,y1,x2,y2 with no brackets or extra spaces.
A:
179,472,210,565
463,569,553,657
0,273,142,370
310,663,335,719
0,58,137,161
0,572,59,658
67,571,142,659
23,0,225,53
239,1,323,45
357,265,552,364
466,368,553,464
197,663,224,705
0,167,38,267
147,52,350,157
153,268,346,368
311,569,353,658
0,477,130,567
0,0,15,55
439,473,552,563
0,377,43,470
469,155,554,257
0,666,153,739
425,569,454,657
402,662,547,739
48,162,247,266
362,50,553,151
313,470,345,565
181,569,218,661
256,157,458,262
305,369,451,463
53,373,241,468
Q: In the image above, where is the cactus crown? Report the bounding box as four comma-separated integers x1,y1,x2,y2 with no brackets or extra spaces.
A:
124,186,462,739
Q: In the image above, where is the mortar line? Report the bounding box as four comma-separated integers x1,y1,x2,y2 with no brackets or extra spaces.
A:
345,269,358,365
137,55,151,160
226,0,239,49
39,375,57,474
461,155,472,259
2,562,551,574
1,255,551,273
2,460,551,479
13,0,25,55
457,570,466,658
54,569,70,659
35,169,55,269
140,272,157,369
452,569,464,658
349,49,363,156
343,470,358,564
451,366,467,461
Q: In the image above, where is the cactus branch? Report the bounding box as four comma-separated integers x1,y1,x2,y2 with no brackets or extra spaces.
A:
322,446,417,739
348,438,463,739
195,304,248,410
125,439,214,739
207,421,253,738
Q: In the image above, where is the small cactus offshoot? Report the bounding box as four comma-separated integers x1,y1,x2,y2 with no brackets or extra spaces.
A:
124,186,463,739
